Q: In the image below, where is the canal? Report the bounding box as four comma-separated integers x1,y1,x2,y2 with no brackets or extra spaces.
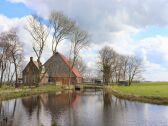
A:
0,90,168,126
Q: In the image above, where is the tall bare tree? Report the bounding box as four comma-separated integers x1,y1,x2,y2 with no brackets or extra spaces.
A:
26,15,50,69
49,11,75,53
0,29,23,87
8,30,23,87
69,26,89,85
26,15,50,86
0,41,11,87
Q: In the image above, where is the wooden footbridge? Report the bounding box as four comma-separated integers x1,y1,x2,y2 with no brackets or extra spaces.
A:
75,83,104,91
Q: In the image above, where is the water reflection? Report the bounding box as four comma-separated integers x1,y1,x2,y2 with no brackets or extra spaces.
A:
1,90,168,126
103,91,112,107
22,96,41,117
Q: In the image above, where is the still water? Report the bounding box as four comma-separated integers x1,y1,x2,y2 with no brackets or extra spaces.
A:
0,90,168,126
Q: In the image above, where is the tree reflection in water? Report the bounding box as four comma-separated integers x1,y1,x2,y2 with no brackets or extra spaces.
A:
103,91,112,107
1,91,168,126
103,90,128,110
0,99,17,126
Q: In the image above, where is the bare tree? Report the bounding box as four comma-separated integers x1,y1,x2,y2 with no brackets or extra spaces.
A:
120,55,129,80
113,54,129,83
69,26,89,85
26,15,50,86
0,29,23,87
10,31,23,87
127,56,143,85
26,15,50,70
0,41,9,87
49,11,75,53
97,46,143,85
0,32,17,87
98,46,116,84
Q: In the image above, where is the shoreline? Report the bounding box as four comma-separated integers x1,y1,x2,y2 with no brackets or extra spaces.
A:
110,89,168,105
1,84,168,105
0,85,64,101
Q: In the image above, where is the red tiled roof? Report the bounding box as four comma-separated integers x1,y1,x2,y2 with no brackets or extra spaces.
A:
58,52,82,78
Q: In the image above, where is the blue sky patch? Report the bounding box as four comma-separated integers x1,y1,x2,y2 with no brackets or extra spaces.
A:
0,0,33,18
132,26,168,41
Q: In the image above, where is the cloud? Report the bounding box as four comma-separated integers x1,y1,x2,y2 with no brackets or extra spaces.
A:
3,0,168,81
8,0,168,28
0,15,33,53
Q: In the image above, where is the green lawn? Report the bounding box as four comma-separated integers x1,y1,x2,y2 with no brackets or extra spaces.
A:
112,82,168,98
0,84,62,101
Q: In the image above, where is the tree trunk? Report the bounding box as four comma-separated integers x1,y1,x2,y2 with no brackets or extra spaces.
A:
0,64,6,87
10,71,15,84
7,62,11,82
0,71,4,87
13,58,18,88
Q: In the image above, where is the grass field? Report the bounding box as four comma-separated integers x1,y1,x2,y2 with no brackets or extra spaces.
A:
0,84,62,101
112,82,168,98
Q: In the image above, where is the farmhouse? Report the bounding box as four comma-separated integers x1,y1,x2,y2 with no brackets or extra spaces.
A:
22,57,48,86
44,52,82,84
23,52,82,85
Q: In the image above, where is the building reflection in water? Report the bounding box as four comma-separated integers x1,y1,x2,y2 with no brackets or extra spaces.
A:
1,90,168,126
40,91,79,126
0,91,79,126
22,96,41,118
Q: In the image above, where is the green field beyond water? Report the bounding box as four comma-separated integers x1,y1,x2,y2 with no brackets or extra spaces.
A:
113,82,168,98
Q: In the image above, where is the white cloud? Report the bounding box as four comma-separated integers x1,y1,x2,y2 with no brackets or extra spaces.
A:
8,0,168,28
1,14,168,81
3,0,168,81
0,15,33,54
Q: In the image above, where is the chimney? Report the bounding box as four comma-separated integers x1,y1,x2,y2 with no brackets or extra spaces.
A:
30,57,33,62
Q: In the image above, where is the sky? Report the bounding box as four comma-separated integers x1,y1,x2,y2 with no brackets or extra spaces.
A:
1,0,168,81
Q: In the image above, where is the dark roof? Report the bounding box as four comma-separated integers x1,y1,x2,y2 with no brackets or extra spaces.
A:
23,60,40,73
44,52,82,78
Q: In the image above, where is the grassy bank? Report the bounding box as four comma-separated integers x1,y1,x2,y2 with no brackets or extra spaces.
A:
108,82,168,105
0,84,63,101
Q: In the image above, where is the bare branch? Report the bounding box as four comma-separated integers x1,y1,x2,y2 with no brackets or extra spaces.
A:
49,11,75,53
